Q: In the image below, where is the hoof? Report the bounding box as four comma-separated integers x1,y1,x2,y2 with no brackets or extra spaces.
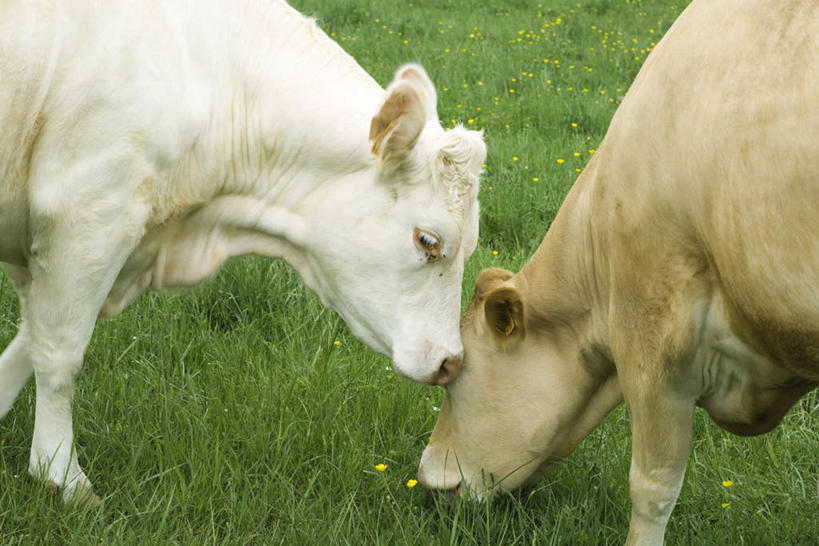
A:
27,471,101,507
63,484,102,507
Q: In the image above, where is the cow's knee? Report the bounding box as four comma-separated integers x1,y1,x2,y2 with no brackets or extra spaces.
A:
30,343,85,391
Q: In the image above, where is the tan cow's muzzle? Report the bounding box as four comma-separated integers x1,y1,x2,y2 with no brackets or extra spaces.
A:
417,444,463,492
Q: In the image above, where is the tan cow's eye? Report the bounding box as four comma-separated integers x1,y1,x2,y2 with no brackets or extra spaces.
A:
414,228,442,263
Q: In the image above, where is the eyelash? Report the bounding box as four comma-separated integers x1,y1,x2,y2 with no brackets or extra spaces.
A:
418,231,438,249
414,228,443,263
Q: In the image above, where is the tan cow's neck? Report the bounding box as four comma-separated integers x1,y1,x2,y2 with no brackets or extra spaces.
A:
513,152,624,455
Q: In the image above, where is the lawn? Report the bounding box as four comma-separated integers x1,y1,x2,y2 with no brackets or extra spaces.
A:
1,0,817,544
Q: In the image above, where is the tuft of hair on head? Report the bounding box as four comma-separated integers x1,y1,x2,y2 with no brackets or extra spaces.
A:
431,126,487,216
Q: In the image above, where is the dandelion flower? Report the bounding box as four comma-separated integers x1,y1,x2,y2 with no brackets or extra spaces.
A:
721,502,730,509
722,480,733,488
333,340,341,346
492,250,499,256
406,479,418,488
556,158,565,164
532,177,539,182
512,156,519,162
375,464,388,472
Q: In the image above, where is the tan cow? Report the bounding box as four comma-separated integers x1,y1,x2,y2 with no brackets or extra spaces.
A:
417,0,818,544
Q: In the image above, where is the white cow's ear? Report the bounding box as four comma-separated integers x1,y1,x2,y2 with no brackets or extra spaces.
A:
369,65,437,168
392,64,437,121
483,285,525,346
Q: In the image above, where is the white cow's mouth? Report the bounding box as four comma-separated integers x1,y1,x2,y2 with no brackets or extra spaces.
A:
392,341,463,385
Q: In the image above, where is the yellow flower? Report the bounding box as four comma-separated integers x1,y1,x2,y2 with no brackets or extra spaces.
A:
512,156,519,162
492,250,499,256
509,88,515,93
571,123,578,127
589,149,596,154
375,464,387,472
721,502,730,509
722,480,733,488
556,158,565,164
467,119,475,125
532,177,539,182
406,479,418,488
333,340,341,346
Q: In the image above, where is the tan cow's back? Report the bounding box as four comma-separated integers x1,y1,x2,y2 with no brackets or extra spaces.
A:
597,0,819,379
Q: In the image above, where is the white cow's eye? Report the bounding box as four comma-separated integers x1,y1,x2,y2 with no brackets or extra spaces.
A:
413,228,442,263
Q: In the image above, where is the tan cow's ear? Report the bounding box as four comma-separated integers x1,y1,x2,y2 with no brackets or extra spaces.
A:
369,64,436,169
484,286,525,345
474,267,515,300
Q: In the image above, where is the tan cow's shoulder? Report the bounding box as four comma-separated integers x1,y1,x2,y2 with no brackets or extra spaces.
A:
595,0,819,380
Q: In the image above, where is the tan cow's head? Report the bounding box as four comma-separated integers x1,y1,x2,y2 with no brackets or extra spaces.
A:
417,267,621,495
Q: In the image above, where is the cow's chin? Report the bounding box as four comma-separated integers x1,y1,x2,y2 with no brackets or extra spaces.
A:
418,445,548,500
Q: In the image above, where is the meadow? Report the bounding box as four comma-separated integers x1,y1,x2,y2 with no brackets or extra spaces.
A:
1,0,817,543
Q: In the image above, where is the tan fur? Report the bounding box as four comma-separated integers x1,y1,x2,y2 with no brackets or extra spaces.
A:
419,1,818,543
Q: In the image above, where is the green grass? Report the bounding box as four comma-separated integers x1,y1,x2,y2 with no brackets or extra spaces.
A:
1,0,817,543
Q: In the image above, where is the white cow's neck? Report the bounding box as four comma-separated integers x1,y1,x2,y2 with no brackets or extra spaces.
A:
106,0,392,316
211,0,385,206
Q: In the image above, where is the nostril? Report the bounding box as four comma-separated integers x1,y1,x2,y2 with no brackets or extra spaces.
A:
435,354,462,386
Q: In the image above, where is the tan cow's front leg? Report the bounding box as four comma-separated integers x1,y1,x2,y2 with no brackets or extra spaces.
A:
623,384,695,546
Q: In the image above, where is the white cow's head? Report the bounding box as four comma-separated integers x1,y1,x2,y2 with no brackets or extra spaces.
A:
301,65,485,385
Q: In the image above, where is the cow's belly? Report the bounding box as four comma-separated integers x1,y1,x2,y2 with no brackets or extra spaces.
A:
693,297,818,436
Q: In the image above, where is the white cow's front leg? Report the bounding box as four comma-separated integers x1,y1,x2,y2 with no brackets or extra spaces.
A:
0,332,33,418
0,264,34,418
28,341,93,503
22,149,152,503
624,386,694,546
24,220,146,504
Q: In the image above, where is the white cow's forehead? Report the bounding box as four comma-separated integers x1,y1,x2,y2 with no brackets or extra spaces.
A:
412,125,482,218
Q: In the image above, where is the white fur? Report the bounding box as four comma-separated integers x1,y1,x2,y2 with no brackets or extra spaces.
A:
0,0,485,501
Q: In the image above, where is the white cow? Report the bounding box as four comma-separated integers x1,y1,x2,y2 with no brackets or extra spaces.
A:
0,0,485,503
418,0,817,544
